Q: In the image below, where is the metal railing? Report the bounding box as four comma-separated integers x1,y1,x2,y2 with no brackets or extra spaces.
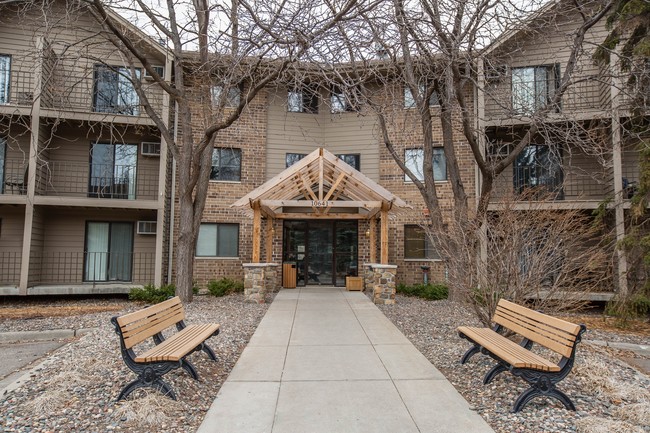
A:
485,76,606,119
1,159,28,195
0,71,34,107
36,161,159,200
0,252,21,285
492,166,611,202
33,251,154,285
41,64,164,116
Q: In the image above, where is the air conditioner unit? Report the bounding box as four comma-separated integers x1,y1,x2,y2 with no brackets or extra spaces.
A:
141,141,161,156
144,65,164,80
137,221,157,235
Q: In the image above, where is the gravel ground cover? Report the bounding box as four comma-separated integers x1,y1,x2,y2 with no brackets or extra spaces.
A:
0,293,271,433
1,292,649,433
378,295,650,433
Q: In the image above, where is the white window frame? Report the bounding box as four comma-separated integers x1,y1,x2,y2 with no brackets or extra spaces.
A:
404,148,447,182
211,85,241,108
0,55,11,104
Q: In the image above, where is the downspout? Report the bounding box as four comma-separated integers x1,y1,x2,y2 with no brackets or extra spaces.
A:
167,101,178,282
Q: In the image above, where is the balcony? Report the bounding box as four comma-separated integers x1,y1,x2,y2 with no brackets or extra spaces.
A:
0,71,34,108
30,251,154,286
1,159,28,195
490,153,614,207
484,75,609,122
35,161,159,202
0,252,21,285
40,63,164,120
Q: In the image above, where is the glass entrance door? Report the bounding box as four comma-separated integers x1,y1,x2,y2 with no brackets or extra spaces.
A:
308,222,333,285
283,220,358,287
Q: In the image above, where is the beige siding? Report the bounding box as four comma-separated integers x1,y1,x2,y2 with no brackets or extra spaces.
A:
0,205,23,284
485,10,610,119
34,208,157,284
0,2,166,113
0,206,25,251
37,123,160,199
266,87,380,181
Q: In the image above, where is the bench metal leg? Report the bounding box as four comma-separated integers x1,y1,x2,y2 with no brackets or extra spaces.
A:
201,342,218,361
460,345,480,364
511,374,576,413
483,363,507,384
117,364,178,401
181,358,199,380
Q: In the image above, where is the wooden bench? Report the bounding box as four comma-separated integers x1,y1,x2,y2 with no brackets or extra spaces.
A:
458,299,586,412
111,296,220,401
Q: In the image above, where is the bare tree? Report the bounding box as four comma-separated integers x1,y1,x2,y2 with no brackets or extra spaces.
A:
311,0,617,305
83,0,368,301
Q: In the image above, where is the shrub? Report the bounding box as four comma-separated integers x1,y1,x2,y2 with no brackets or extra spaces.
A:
129,283,176,303
207,278,244,297
396,283,448,300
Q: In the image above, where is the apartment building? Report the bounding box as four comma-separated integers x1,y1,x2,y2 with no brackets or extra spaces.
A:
0,2,170,295
1,0,641,296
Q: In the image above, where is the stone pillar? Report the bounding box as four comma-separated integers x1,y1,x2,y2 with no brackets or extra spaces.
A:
243,263,278,303
363,263,375,293
264,263,279,293
363,263,397,305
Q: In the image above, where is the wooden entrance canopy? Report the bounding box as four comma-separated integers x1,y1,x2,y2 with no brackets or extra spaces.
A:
232,148,411,264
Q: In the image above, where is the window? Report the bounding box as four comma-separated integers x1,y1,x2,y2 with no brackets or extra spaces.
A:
336,153,360,170
286,153,306,168
196,223,239,257
511,64,559,114
0,55,10,104
330,86,356,113
89,143,138,199
288,85,318,113
404,225,439,260
404,84,439,108
211,85,241,108
84,221,133,282
93,65,140,115
404,148,447,182
0,137,5,193
514,144,563,198
211,147,241,181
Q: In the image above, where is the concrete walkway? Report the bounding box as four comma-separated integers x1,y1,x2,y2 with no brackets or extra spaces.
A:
198,287,494,433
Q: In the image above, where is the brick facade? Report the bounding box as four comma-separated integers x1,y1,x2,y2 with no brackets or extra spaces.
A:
173,79,477,290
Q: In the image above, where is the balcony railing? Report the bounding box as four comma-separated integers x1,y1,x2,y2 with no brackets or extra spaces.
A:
485,77,607,119
0,71,34,107
1,159,28,195
32,251,154,285
41,65,164,116
492,166,612,202
36,161,159,200
0,252,21,285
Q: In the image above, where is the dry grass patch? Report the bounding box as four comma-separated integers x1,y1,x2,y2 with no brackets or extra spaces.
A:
0,305,123,319
576,417,646,433
112,392,182,427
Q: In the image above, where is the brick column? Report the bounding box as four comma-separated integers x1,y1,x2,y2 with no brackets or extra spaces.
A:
243,263,278,303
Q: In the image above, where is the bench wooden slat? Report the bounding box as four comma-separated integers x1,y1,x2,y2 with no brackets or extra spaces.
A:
142,325,213,362
494,300,581,358
458,326,560,372
118,298,186,349
135,323,220,362
117,297,183,327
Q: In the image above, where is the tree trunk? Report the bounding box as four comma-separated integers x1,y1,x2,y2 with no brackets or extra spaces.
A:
176,188,197,302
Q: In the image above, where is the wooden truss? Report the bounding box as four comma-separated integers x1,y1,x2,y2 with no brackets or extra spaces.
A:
232,148,411,264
